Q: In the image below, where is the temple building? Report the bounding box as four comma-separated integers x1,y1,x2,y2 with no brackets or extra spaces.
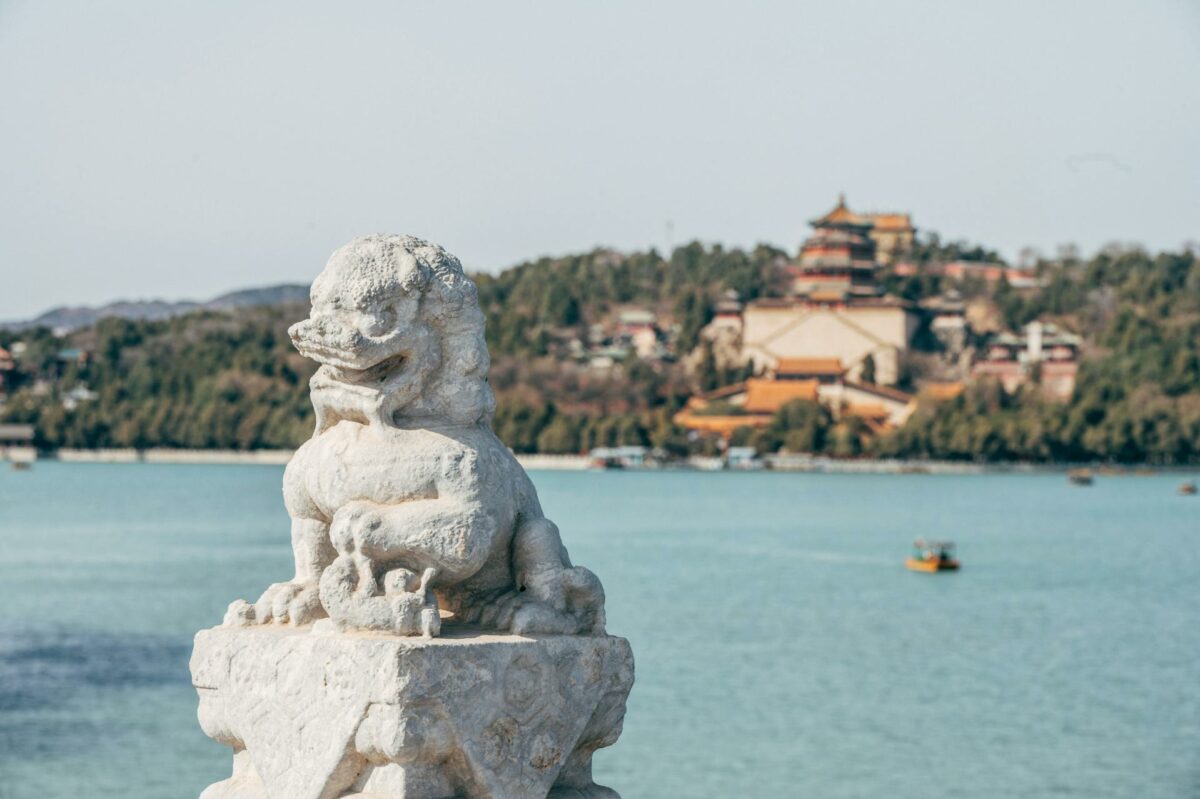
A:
785,195,916,293
739,295,916,386
787,194,882,298
865,212,916,265
919,292,969,355
772,357,845,384
697,196,920,387
673,369,916,441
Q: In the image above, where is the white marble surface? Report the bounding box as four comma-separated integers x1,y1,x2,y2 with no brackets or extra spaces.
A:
193,625,633,799
225,235,607,638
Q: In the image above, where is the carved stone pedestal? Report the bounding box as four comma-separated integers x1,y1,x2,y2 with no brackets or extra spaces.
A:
191,625,634,799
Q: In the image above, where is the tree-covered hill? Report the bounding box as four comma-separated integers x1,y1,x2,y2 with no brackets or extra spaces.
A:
879,247,1200,463
1,308,315,450
474,243,788,357
2,240,1198,463
0,243,787,453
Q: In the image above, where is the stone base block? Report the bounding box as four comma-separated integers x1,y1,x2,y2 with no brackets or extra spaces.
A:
191,625,632,799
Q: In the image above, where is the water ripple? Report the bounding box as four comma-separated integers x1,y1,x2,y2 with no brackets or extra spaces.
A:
0,629,190,760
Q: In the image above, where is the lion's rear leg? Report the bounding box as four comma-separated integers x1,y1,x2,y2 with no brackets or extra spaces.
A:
452,517,607,635
319,501,446,636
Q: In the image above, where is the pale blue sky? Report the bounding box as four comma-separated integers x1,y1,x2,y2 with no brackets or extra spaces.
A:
1,1,1198,319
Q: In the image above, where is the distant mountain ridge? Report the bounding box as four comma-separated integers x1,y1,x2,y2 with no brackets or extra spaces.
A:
3,284,311,332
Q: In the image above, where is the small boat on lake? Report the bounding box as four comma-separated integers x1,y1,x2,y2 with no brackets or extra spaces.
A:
1067,468,1094,486
906,539,960,573
6,447,35,472
1180,481,1198,496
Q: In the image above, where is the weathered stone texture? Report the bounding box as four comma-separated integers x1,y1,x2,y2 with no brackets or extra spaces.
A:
225,234,607,639
193,625,632,799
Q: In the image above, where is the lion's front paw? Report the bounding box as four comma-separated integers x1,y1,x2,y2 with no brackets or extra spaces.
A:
226,580,326,627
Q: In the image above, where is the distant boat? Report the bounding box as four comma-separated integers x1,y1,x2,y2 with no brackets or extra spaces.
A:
725,446,764,471
906,538,960,573
1180,481,1198,496
6,447,35,472
588,446,649,470
588,455,624,470
1067,468,1094,486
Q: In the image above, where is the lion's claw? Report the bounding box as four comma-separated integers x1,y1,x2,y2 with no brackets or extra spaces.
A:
223,599,256,627
245,580,325,626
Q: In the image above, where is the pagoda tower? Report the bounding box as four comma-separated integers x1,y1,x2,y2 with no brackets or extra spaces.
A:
789,194,881,298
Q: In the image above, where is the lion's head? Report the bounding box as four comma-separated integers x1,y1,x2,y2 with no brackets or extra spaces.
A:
290,234,494,433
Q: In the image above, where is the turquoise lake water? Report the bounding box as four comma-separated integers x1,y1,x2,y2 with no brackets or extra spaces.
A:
0,463,1197,798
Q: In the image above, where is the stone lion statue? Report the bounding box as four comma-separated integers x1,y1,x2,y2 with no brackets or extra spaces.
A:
226,234,606,637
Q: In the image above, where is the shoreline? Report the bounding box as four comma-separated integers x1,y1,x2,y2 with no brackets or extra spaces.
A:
52,448,295,465
15,448,1197,475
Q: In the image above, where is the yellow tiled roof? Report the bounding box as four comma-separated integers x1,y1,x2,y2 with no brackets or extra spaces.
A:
775,358,843,376
924,382,965,401
813,194,869,227
866,213,913,231
845,403,891,419
743,378,820,413
673,411,772,436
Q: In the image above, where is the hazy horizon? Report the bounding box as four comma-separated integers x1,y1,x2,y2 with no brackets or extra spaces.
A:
2,1,1198,319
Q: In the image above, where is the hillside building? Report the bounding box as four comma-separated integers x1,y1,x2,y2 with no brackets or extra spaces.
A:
919,292,969,355
865,212,916,265
674,367,916,440
740,296,916,386
615,309,662,360
971,321,1080,401
696,197,919,387
734,196,918,386
772,357,844,384
894,260,1043,290
786,195,882,298
0,347,13,400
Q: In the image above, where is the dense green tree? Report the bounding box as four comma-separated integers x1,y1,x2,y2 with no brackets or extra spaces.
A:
536,414,582,454
860,354,876,385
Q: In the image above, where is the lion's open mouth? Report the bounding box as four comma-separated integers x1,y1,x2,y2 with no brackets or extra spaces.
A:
297,334,404,373
327,351,408,385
